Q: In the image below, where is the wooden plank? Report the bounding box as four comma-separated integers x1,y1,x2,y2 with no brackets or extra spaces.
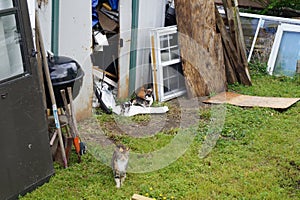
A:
222,0,251,85
233,0,247,57
35,23,47,109
132,194,153,200
151,35,159,101
215,0,264,8
233,0,251,82
222,0,236,46
203,92,300,109
215,6,251,86
223,47,238,83
93,67,118,88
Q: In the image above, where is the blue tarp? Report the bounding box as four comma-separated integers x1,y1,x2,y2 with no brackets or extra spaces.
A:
92,0,99,27
108,0,118,10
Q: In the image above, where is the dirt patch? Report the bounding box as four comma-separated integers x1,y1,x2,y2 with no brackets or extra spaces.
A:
79,96,210,141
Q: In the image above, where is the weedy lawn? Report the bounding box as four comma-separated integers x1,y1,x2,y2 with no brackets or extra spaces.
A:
21,66,300,200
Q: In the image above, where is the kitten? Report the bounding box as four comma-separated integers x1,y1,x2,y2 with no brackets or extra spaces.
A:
144,88,154,107
131,87,154,107
120,101,132,115
112,144,129,188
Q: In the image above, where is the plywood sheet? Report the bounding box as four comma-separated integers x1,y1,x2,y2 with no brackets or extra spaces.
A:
174,0,226,97
203,92,300,109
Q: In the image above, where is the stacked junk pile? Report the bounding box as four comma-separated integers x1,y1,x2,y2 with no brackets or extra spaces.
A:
91,0,173,117
91,0,298,114
90,0,300,118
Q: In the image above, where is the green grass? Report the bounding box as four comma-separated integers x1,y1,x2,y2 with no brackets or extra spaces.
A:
20,70,300,199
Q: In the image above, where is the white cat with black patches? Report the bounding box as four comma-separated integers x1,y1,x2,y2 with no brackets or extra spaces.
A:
144,88,154,107
131,87,154,108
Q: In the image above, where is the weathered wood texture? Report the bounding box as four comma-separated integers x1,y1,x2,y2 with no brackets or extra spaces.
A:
175,0,226,97
203,92,300,109
215,7,251,85
215,0,264,8
232,0,251,82
223,47,238,83
217,0,251,85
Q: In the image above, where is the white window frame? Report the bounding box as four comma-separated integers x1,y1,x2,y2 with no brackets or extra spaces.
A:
150,25,186,102
267,23,300,75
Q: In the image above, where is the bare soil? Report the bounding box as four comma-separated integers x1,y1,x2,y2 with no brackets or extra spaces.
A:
78,96,210,143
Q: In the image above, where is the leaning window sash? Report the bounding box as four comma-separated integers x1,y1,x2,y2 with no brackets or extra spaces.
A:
267,23,300,76
150,25,186,102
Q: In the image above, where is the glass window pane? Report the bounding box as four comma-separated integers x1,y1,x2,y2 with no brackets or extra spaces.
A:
160,35,169,48
160,50,170,62
163,63,185,94
0,0,13,9
240,16,259,57
170,47,180,60
163,79,169,93
169,77,178,91
250,20,279,63
0,14,24,81
273,31,300,76
163,65,168,78
178,75,185,89
168,63,179,77
169,32,178,47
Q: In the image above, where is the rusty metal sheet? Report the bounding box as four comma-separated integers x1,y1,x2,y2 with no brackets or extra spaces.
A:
203,92,300,109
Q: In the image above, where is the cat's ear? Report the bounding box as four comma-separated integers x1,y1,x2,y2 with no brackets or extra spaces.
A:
126,147,130,151
119,147,124,152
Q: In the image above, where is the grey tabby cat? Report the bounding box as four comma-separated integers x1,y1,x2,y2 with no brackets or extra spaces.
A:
112,144,129,188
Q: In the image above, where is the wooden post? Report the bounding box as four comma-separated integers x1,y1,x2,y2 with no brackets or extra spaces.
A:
215,7,251,85
216,2,251,86
232,0,251,82
223,47,238,84
35,29,47,109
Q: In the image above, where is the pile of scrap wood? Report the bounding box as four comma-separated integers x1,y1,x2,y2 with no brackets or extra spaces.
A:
215,0,252,85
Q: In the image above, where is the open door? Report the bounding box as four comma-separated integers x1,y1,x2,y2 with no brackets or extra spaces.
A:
0,1,54,199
